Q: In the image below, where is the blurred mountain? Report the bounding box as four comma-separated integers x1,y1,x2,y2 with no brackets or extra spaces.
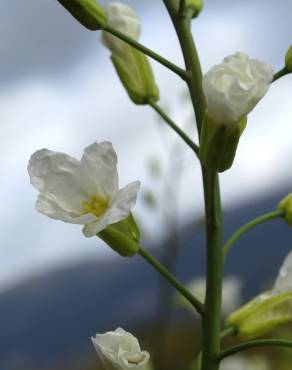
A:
0,188,291,370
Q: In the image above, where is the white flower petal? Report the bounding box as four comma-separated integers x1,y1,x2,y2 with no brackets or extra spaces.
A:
274,251,292,292
203,52,273,125
81,141,119,197
36,194,97,224
83,181,140,237
102,2,141,55
28,149,97,215
92,328,150,370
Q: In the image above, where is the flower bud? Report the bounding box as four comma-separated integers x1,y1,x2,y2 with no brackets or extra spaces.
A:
199,113,247,172
278,193,292,225
92,327,150,370
203,53,273,126
98,213,140,257
57,0,107,30
102,2,159,105
227,250,292,340
285,46,292,72
171,0,203,17
226,291,292,340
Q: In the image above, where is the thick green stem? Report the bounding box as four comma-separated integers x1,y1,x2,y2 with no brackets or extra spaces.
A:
200,171,223,370
163,5,223,370
164,6,206,133
103,25,188,80
223,210,284,260
273,67,290,82
138,247,204,316
217,339,292,361
147,98,199,156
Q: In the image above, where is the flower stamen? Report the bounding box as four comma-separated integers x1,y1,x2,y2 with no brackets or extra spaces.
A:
82,194,109,218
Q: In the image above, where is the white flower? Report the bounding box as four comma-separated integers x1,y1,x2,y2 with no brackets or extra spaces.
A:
273,250,292,292
28,141,140,237
102,2,141,55
221,355,271,370
92,327,150,370
203,52,273,125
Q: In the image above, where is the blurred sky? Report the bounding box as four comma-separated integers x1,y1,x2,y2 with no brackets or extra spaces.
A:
0,0,291,291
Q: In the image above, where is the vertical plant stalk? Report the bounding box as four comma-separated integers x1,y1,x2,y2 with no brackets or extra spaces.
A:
163,3,223,369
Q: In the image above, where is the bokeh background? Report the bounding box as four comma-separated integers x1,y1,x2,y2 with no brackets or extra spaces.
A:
0,0,292,369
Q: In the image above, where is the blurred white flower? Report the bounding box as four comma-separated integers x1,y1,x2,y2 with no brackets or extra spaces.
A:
221,355,271,370
273,250,292,292
92,327,150,370
102,2,141,55
178,276,242,317
28,141,140,237
203,52,273,125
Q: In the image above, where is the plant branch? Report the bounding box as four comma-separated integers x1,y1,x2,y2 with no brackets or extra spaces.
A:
273,67,290,82
103,25,188,80
147,98,199,156
217,339,292,361
138,247,205,316
223,210,284,260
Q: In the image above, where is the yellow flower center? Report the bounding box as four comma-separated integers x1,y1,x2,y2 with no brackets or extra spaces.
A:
82,194,109,218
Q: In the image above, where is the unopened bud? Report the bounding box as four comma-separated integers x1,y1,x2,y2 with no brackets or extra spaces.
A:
278,193,292,225
285,46,292,72
57,0,107,30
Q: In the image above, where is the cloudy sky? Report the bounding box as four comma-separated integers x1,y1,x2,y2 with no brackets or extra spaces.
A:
0,0,291,291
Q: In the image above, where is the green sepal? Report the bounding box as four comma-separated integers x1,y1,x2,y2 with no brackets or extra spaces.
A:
285,46,292,72
57,0,107,30
226,291,292,340
97,214,140,257
111,47,159,105
278,193,292,225
199,113,247,172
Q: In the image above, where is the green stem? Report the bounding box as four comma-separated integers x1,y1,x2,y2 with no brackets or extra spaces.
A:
103,25,188,80
217,339,292,361
163,6,223,370
138,247,204,316
200,171,223,370
164,7,206,133
147,98,199,156
273,67,290,82
223,210,284,260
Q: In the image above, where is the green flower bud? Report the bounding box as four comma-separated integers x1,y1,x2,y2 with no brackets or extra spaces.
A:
171,0,203,17
278,193,292,225
199,113,247,172
226,291,292,340
111,48,159,105
97,213,140,257
186,0,203,17
57,0,107,30
285,46,292,72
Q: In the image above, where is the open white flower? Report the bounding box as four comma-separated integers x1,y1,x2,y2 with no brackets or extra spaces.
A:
203,52,273,125
28,141,140,238
102,2,141,55
92,327,150,370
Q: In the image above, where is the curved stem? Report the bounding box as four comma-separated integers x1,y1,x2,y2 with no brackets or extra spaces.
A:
223,210,284,260
103,25,188,80
217,339,292,361
138,247,204,316
147,98,199,156
273,67,290,82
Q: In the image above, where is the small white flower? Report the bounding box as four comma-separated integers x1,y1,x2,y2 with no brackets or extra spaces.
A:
203,52,274,125
92,327,150,370
102,2,141,55
28,141,140,237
